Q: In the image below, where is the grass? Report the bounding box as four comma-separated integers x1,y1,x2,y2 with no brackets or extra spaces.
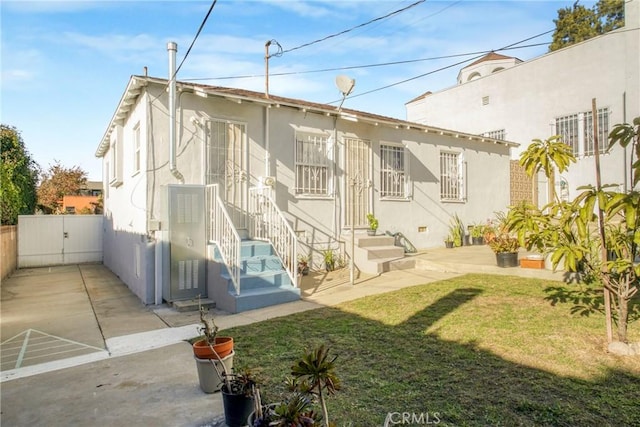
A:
222,273,640,426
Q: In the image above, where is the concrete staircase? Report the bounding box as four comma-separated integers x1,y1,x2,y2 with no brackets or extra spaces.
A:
218,240,300,313
349,234,415,274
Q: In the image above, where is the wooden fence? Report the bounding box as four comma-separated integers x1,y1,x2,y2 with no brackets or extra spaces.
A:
1,225,17,279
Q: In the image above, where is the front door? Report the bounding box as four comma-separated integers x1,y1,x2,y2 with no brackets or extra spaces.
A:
344,137,372,229
206,120,248,229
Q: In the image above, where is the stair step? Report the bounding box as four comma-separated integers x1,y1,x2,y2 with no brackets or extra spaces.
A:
364,245,405,260
241,240,274,257
241,255,283,274
172,298,215,313
353,235,395,248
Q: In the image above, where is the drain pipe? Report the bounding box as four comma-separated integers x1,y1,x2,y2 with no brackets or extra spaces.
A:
168,41,184,183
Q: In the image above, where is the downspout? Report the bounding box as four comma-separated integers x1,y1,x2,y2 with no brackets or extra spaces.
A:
622,92,628,193
168,41,184,183
265,106,270,177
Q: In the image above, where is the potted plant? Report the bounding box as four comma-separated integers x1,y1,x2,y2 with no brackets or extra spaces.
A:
322,249,335,272
488,233,520,267
192,302,234,360
249,345,339,427
470,223,485,245
220,367,260,427
297,254,310,276
448,214,464,247
366,213,379,236
444,235,454,249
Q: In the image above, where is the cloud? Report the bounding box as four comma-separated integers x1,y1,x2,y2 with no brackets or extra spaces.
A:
260,0,334,18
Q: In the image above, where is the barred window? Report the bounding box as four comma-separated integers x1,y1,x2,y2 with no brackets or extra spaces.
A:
133,123,141,174
295,133,330,196
483,129,505,140
440,151,466,202
555,113,580,156
584,108,609,156
380,144,408,199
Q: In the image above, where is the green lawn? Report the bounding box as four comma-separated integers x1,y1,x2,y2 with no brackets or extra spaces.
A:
223,274,640,426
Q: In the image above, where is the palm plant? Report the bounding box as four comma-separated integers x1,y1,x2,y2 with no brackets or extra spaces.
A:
519,135,576,203
291,345,340,427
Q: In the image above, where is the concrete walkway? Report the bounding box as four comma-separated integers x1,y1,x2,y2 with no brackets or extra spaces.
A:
0,245,565,426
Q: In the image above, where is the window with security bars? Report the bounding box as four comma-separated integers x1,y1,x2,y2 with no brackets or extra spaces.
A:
555,113,580,156
440,151,465,202
483,129,505,140
295,132,330,195
584,108,609,156
380,144,407,198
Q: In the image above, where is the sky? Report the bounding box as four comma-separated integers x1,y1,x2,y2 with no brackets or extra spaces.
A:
1,0,590,181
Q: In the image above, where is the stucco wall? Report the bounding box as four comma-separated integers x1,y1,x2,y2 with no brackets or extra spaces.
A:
407,2,639,200
1,225,17,279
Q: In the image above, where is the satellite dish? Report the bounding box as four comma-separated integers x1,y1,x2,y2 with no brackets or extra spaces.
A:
335,75,355,97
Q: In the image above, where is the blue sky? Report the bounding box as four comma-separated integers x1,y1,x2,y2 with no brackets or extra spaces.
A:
1,0,586,180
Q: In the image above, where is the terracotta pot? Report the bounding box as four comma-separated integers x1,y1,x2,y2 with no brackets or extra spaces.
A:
193,336,234,359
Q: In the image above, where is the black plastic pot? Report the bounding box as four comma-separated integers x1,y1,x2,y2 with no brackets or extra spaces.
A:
472,236,484,245
496,252,518,268
221,389,255,427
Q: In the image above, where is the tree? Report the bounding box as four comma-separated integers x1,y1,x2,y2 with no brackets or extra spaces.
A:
519,135,576,203
0,125,39,225
508,116,639,344
549,0,624,51
37,161,88,214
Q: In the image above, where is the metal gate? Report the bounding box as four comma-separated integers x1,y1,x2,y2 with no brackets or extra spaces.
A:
205,120,248,230
344,137,372,228
17,215,103,267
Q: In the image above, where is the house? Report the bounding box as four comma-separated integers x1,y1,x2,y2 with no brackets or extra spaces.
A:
95,44,516,313
60,181,103,214
406,0,640,205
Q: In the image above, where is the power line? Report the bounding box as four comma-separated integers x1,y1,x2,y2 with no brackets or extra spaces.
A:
182,42,549,82
282,0,426,54
328,28,556,104
174,0,218,79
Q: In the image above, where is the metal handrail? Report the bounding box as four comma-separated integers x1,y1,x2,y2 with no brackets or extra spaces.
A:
249,186,298,286
206,184,241,295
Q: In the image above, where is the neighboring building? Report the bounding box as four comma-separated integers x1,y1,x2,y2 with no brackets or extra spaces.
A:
406,0,639,205
95,45,516,312
59,181,103,214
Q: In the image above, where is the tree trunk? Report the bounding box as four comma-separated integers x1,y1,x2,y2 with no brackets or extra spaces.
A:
616,293,629,343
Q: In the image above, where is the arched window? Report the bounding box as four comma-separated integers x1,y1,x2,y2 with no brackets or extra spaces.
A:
492,67,505,73
467,72,481,81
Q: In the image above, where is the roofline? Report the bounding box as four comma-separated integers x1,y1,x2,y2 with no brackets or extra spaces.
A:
96,76,518,158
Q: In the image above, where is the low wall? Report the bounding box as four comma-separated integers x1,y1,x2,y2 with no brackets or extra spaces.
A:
1,225,17,279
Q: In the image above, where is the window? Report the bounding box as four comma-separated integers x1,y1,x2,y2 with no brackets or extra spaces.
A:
295,132,330,196
380,143,409,199
555,108,609,157
440,151,466,202
483,129,505,140
65,206,76,214
109,126,123,186
555,113,580,155
584,108,609,156
133,123,141,174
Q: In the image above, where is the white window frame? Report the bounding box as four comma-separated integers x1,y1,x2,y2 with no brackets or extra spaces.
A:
555,107,609,157
440,151,466,202
133,123,141,175
109,126,123,187
295,132,331,197
380,142,410,200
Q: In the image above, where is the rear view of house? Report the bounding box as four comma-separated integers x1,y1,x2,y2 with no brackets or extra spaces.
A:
96,44,515,313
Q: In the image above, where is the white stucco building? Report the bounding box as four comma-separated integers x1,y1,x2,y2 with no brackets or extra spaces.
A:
406,0,640,204
96,44,518,312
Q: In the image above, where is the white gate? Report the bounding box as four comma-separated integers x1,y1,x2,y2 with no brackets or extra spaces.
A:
18,215,103,267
